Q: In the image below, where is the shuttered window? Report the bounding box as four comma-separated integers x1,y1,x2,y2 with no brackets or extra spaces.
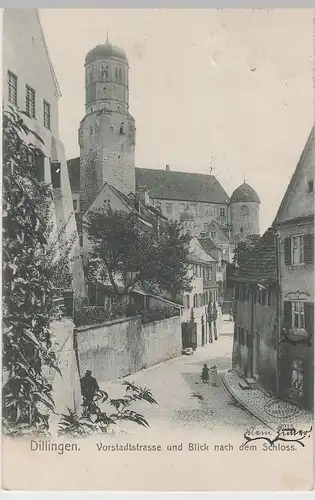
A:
284,234,314,266
284,237,291,264
304,234,314,264
304,302,314,336
283,300,292,330
8,71,17,105
284,300,314,334
43,100,51,129
25,85,36,118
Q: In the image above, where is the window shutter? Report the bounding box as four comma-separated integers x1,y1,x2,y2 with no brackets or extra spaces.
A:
283,300,292,330
284,237,291,265
304,302,314,336
303,234,314,264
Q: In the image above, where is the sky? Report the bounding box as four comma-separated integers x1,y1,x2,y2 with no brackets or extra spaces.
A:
39,8,314,233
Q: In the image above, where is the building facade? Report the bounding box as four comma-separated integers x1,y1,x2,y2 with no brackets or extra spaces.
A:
273,126,314,410
181,237,219,348
231,228,278,394
79,39,136,214
3,8,86,306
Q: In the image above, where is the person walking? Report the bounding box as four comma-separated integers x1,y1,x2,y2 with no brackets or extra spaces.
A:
80,370,99,416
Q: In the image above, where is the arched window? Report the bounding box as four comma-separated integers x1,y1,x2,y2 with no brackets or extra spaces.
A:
115,68,119,80
88,67,94,83
119,123,124,135
100,64,109,80
119,68,123,82
241,205,249,216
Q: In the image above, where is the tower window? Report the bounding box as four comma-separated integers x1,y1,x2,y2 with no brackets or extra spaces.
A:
25,85,36,118
240,205,249,216
115,68,119,81
240,227,244,234
220,207,226,217
88,67,94,83
8,70,17,105
119,123,124,135
307,180,314,193
90,125,93,135
100,64,109,80
119,68,123,82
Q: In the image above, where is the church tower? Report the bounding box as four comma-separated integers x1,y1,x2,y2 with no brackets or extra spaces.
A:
79,38,136,213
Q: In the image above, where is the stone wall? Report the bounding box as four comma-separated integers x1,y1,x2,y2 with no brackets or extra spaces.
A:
75,315,182,383
48,319,82,415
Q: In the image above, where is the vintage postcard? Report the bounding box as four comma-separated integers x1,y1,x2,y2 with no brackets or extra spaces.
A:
1,7,314,492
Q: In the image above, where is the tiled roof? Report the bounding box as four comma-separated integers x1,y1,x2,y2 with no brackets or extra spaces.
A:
67,159,230,205
231,227,277,283
135,168,230,204
198,238,219,260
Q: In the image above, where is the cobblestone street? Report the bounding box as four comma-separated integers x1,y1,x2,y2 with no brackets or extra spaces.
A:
101,320,258,434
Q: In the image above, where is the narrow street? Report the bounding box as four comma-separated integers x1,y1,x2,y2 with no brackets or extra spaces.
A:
101,319,258,434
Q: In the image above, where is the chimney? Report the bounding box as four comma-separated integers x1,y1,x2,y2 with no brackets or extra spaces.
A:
165,164,170,172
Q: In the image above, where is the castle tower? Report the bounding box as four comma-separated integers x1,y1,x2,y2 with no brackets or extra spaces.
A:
230,181,260,242
79,38,136,213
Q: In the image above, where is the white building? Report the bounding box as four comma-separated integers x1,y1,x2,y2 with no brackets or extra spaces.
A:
2,8,86,307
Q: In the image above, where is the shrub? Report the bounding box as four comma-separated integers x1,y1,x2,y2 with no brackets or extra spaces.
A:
58,381,158,437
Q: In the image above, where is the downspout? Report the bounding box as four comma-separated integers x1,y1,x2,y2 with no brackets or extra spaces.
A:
275,229,281,397
250,283,254,377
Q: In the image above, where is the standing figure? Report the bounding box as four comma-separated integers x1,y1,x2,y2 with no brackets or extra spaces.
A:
201,363,210,384
209,365,219,386
80,370,99,416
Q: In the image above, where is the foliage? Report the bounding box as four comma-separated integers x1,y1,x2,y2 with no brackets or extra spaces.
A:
84,206,193,298
58,381,158,437
74,301,180,327
150,220,193,297
127,303,180,325
233,234,261,268
2,108,62,436
74,300,127,327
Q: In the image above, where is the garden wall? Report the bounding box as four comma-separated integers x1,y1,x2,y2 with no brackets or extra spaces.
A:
75,315,182,383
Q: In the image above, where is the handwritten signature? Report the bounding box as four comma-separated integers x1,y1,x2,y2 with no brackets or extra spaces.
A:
243,425,313,448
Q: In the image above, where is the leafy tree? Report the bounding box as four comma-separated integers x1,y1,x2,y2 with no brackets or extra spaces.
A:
84,206,193,299
233,234,261,268
150,220,192,298
2,109,62,436
58,381,157,437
